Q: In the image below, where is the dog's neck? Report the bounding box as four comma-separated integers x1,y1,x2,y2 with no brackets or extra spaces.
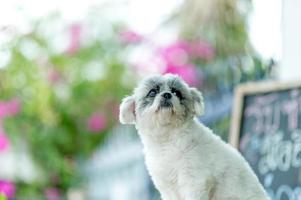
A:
136,118,196,149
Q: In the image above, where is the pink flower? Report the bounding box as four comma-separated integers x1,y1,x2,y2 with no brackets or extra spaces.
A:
48,69,61,84
0,99,21,119
45,188,60,200
66,23,82,54
87,113,107,133
190,41,215,60
119,30,143,43
159,41,190,66
0,131,10,152
159,40,215,64
0,180,16,199
164,64,200,87
157,40,212,86
6,100,21,117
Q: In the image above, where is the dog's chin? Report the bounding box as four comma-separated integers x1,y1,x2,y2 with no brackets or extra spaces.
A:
156,102,174,113
138,102,183,128
151,102,175,125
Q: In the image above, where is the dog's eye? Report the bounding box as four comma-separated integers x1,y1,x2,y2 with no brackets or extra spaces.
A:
171,88,183,100
147,89,157,97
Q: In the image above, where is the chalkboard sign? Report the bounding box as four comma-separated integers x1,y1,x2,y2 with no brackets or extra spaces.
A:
229,81,301,200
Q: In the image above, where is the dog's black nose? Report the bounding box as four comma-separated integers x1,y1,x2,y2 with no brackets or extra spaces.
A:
162,92,172,99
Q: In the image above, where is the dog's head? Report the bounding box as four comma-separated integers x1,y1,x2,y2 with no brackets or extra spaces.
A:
119,74,204,129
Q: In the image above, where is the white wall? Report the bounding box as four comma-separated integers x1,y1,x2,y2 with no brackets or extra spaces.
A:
279,0,301,80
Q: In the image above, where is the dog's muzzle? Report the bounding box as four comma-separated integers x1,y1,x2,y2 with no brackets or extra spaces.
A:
160,92,173,108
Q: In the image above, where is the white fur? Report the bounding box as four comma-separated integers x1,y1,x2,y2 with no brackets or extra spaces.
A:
119,96,135,124
138,120,269,200
119,75,269,200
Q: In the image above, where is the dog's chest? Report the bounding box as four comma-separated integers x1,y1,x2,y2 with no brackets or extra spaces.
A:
145,143,185,186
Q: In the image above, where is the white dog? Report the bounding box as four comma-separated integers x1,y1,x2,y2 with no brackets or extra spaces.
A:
119,74,269,200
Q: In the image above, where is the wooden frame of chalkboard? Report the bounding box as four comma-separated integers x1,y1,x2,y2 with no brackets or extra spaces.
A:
229,80,301,148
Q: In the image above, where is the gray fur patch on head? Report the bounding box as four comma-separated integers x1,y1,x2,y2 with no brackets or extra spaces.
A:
135,76,163,96
129,74,204,127
137,95,154,113
166,76,187,89
134,75,164,113
144,76,164,90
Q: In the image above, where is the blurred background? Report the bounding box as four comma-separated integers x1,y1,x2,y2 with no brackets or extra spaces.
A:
0,0,291,199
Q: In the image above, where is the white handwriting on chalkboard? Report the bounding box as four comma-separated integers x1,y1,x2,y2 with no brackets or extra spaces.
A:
282,98,299,132
245,92,301,134
267,185,301,200
264,174,301,200
245,102,281,134
258,130,301,175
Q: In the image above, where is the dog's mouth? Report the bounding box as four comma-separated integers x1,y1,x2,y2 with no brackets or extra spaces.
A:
156,100,173,112
161,99,173,107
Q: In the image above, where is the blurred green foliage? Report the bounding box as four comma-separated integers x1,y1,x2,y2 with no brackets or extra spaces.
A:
0,14,133,198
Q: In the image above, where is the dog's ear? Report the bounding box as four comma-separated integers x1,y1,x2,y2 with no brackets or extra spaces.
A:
119,96,136,124
190,88,205,116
